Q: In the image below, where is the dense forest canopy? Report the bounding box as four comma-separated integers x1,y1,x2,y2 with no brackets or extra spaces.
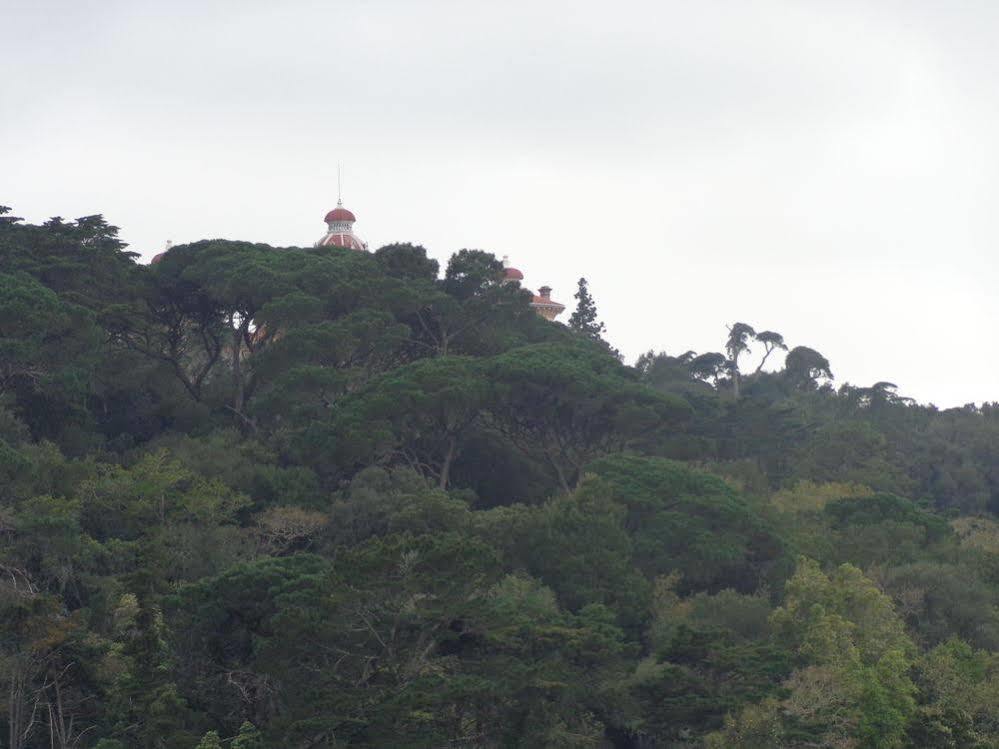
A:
4,205,999,748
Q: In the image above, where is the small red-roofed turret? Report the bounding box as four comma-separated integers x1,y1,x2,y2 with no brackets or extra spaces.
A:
531,285,566,320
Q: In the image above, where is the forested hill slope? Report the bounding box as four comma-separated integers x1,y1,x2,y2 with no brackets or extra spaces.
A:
4,207,999,748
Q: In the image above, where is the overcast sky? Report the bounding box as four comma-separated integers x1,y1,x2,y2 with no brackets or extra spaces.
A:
4,0,998,406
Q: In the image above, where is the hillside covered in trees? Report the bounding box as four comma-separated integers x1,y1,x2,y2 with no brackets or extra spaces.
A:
5,206,999,749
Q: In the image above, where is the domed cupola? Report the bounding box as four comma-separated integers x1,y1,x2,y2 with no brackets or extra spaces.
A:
316,198,368,252
501,255,524,282
150,240,174,264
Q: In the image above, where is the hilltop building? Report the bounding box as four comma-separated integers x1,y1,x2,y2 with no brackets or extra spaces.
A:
311,199,566,321
150,200,566,320
502,257,566,320
530,286,566,321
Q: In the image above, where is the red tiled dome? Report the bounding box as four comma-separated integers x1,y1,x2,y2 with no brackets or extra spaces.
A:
504,266,524,281
324,206,356,223
151,241,174,264
318,232,366,252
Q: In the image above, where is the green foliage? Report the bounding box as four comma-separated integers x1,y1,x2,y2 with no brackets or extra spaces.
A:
324,355,490,488
690,351,729,386
231,721,265,749
328,466,470,545
771,479,873,515
771,558,914,663
0,271,103,441
567,276,606,340
687,589,774,641
824,492,948,537
489,343,691,491
476,477,650,629
7,206,999,746
879,562,999,649
373,242,440,281
705,697,785,748
590,454,788,593
784,344,833,389
725,322,756,397
195,731,222,749
758,559,918,748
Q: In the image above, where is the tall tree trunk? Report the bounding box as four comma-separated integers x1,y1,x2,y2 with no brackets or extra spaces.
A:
9,665,38,749
754,344,775,374
232,322,245,416
48,672,73,749
545,449,571,494
9,672,19,749
438,436,457,490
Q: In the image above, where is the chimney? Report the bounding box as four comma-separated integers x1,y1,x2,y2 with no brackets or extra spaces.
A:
538,285,552,300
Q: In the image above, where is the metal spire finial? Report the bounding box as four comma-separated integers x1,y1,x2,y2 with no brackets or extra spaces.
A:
337,163,343,206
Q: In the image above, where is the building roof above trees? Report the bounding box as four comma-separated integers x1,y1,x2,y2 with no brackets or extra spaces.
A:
316,198,367,252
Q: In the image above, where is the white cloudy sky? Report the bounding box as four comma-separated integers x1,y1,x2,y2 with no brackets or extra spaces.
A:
4,0,998,406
